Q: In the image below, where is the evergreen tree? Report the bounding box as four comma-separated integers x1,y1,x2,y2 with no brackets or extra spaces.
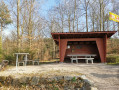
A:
0,1,12,62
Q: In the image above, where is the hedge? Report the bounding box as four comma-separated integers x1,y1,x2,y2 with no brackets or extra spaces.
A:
106,55,119,63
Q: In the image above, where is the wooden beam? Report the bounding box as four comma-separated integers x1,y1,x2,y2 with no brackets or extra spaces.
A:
104,34,107,62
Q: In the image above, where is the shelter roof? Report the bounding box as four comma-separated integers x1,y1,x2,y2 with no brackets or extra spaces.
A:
51,31,117,39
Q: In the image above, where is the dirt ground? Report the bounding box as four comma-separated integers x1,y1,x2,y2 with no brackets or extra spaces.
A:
0,63,119,90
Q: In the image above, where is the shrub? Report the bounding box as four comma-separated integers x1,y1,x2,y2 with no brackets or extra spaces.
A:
106,55,119,63
4,54,15,65
20,48,36,60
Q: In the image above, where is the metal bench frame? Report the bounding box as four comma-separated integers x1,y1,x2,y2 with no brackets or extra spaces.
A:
33,60,39,65
18,61,25,66
71,58,94,64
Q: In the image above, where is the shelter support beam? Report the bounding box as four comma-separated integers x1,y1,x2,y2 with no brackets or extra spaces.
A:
96,39,105,62
104,34,107,62
60,40,67,62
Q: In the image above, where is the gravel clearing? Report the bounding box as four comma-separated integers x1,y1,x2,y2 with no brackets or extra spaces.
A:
0,63,119,90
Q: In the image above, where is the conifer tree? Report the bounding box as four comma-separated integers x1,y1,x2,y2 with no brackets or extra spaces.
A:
0,1,12,62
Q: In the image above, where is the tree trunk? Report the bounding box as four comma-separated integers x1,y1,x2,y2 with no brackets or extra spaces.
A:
102,5,105,31
86,7,88,32
107,20,109,31
77,18,79,32
53,40,56,58
0,23,3,61
40,39,43,60
21,5,26,50
68,13,71,32
17,0,20,52
93,21,94,32
61,14,64,32
73,0,76,32
28,0,34,50
118,22,119,35
100,0,103,31
85,0,88,32
92,14,95,32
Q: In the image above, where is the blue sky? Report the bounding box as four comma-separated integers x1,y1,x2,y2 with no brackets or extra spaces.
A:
40,0,54,14
3,0,58,36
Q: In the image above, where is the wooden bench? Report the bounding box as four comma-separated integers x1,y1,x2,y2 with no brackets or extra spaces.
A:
71,58,94,64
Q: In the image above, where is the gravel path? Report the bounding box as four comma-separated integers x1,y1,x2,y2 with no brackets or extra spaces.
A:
0,63,119,90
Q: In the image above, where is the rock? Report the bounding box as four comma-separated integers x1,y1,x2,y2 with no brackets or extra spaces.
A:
56,76,64,80
47,77,54,81
81,75,86,79
75,88,80,90
39,77,46,83
31,76,39,85
53,77,58,81
64,85,69,90
64,76,73,80
0,75,93,89
12,78,21,87
81,75,94,86
19,77,29,84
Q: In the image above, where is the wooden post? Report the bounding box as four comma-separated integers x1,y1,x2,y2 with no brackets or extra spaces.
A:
104,34,107,62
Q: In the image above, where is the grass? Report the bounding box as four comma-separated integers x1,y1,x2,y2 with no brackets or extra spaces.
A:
40,59,60,63
107,63,119,65
106,54,119,65
38,59,60,65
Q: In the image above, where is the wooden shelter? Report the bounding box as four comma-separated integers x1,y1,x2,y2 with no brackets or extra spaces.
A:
51,31,116,63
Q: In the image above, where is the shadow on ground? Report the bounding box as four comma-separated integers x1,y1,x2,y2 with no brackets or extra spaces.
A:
91,73,119,79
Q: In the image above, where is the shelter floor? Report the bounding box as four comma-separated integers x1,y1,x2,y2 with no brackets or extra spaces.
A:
0,63,119,90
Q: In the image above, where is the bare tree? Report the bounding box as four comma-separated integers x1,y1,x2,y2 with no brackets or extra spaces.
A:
73,0,76,32
89,1,96,32
17,0,20,52
83,0,90,32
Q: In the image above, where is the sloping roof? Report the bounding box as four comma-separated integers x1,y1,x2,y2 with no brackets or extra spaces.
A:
51,31,117,39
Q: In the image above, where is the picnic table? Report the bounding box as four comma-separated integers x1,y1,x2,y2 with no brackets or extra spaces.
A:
67,54,96,64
